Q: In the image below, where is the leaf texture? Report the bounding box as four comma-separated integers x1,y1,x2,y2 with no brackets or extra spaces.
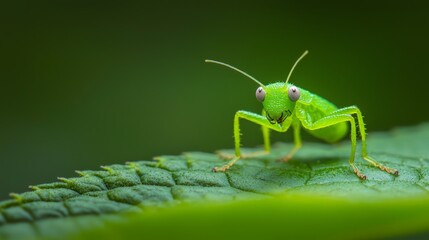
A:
0,123,428,239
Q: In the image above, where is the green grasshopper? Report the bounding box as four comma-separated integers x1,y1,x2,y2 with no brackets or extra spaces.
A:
206,51,398,180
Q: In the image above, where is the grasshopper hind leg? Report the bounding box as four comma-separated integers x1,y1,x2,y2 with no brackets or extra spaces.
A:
300,106,398,180
331,106,399,177
301,113,368,179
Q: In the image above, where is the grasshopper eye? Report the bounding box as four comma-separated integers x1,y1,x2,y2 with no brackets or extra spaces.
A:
288,86,300,102
256,87,265,102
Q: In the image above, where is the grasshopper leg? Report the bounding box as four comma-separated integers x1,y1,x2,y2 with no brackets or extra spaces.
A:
278,119,302,162
301,113,368,179
216,150,269,161
213,156,240,172
302,106,398,179
332,106,399,176
212,110,291,172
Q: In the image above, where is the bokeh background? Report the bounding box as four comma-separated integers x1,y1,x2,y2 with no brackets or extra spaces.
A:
0,1,428,199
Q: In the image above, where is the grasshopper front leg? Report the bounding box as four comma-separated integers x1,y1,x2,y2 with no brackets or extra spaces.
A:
212,110,291,172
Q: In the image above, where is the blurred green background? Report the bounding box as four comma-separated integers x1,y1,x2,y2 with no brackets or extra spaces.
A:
0,1,428,199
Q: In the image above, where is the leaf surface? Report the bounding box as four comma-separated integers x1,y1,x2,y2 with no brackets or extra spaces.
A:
0,123,428,239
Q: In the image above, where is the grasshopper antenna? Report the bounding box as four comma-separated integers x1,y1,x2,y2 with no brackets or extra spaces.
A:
285,50,309,84
205,59,265,87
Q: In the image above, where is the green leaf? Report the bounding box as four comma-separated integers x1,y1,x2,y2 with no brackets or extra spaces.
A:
1,123,429,239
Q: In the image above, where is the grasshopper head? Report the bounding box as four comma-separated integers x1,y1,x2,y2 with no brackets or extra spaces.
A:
256,83,300,124
206,50,308,125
